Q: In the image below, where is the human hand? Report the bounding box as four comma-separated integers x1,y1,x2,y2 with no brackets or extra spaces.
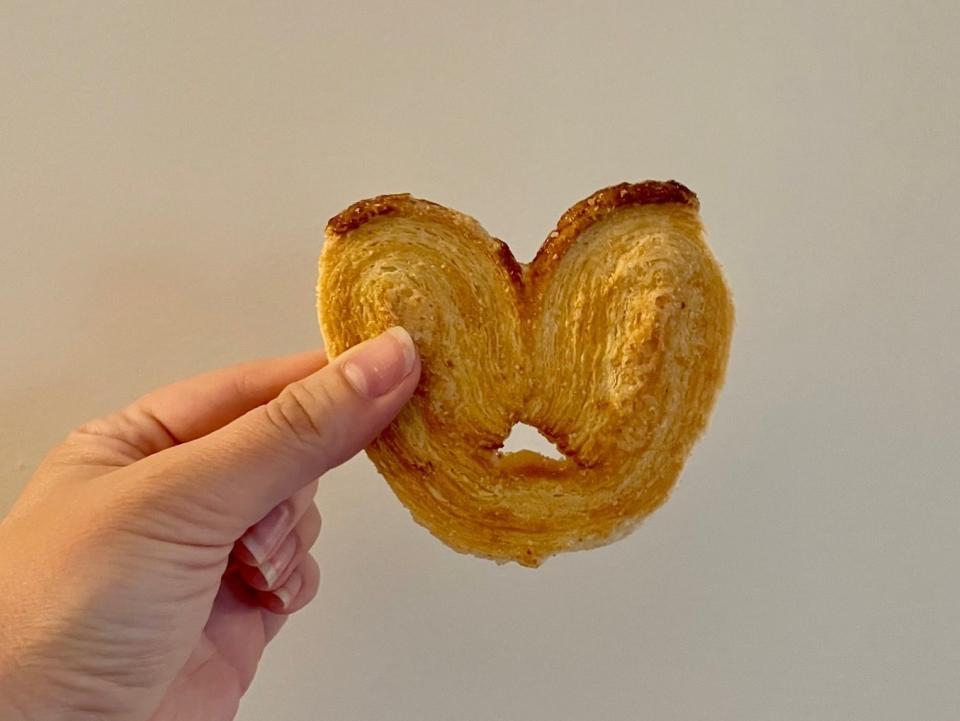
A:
0,327,419,721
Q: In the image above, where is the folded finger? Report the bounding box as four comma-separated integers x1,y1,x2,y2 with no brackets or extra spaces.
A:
240,503,322,592
233,479,319,566
259,554,321,615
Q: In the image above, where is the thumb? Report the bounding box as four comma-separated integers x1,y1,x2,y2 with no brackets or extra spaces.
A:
147,326,420,528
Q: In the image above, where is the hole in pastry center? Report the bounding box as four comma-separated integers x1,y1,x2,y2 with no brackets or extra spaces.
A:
500,423,565,460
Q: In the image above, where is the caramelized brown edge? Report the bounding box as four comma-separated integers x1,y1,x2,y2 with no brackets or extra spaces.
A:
327,193,440,235
326,181,698,277
532,180,697,267
326,192,526,287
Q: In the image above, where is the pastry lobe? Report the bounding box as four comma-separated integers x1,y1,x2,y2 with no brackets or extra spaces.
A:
318,181,733,566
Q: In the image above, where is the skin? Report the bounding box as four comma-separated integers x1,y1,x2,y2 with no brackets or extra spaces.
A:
0,328,420,721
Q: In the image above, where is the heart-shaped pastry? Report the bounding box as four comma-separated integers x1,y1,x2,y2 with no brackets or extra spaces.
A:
318,181,733,567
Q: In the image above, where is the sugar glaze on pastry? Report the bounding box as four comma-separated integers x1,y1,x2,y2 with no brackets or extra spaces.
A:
318,181,734,567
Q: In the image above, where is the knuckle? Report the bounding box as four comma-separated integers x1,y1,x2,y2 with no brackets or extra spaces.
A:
297,507,323,549
303,563,321,602
67,415,115,447
230,369,256,404
308,504,322,536
265,380,340,452
53,417,123,466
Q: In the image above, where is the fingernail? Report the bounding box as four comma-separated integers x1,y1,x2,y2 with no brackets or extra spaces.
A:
240,503,291,565
257,533,298,588
270,571,304,611
341,326,417,398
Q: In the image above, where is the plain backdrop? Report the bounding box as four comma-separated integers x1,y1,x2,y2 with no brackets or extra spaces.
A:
2,2,959,720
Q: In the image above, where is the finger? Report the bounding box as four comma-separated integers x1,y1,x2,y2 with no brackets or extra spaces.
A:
239,503,322,592
132,349,329,445
233,479,319,566
64,350,328,463
261,609,288,645
258,554,321,615
148,326,419,529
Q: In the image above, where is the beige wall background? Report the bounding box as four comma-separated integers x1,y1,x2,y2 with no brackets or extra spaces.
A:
2,2,958,719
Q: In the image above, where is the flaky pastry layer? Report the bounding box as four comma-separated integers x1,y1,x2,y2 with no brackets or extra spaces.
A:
318,181,734,566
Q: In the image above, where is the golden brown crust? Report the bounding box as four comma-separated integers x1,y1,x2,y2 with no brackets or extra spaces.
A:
318,181,733,567
533,180,698,269
328,194,449,235
326,181,698,281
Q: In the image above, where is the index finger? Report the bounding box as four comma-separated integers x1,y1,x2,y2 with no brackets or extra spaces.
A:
133,349,328,447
